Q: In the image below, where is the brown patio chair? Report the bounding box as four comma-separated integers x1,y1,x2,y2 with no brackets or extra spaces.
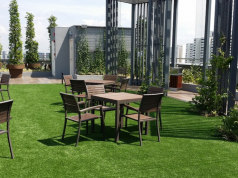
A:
70,80,87,108
0,74,11,101
0,100,14,158
110,78,129,93
125,86,164,130
63,75,73,93
60,92,105,147
121,93,163,146
86,85,115,119
104,75,118,92
117,67,127,77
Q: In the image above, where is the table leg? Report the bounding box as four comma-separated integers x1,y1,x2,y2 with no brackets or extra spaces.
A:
145,112,149,135
120,104,124,128
115,102,120,142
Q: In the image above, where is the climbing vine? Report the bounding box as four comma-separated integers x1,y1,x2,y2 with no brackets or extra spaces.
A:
118,29,129,68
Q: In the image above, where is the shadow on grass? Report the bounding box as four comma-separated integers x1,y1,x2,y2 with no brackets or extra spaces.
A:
50,102,63,106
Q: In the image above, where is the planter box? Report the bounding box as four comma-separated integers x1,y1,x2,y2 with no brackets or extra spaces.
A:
76,75,103,80
1,71,52,77
182,83,201,93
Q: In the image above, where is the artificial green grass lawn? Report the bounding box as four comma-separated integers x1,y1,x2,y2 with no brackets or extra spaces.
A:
0,84,238,177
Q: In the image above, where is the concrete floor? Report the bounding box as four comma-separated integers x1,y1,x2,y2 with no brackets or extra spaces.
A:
8,76,196,102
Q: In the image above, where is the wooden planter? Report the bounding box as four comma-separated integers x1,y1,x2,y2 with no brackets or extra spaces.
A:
0,62,2,68
6,64,25,78
28,63,41,69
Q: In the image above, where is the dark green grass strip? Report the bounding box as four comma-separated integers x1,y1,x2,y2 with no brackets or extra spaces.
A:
0,84,238,177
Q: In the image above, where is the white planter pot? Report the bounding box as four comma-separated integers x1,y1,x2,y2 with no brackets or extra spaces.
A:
76,75,103,80
182,83,201,93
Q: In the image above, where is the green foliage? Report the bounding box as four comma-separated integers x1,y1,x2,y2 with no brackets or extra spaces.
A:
25,12,39,64
94,30,105,74
218,104,238,141
0,36,2,60
47,15,57,62
8,0,23,64
77,32,91,74
191,35,233,116
139,77,164,94
118,29,129,68
182,65,202,84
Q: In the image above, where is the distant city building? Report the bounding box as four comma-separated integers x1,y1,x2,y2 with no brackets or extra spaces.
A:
185,31,213,63
185,43,194,59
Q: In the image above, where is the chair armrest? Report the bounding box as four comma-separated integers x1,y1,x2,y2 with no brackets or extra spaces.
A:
0,83,9,85
123,104,139,112
80,105,102,113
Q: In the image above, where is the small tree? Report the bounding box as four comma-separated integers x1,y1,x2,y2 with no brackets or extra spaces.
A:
25,12,39,64
8,0,23,64
191,35,233,116
47,15,57,62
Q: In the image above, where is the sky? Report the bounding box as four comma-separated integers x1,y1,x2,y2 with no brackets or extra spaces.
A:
0,0,215,53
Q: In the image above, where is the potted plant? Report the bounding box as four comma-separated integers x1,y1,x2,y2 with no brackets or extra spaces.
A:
7,0,25,78
0,36,2,68
47,15,57,70
25,12,40,69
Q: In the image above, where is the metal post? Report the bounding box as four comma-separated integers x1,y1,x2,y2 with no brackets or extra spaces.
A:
203,0,212,78
171,0,178,67
164,0,172,91
146,0,153,85
105,0,111,74
130,4,136,85
228,0,238,112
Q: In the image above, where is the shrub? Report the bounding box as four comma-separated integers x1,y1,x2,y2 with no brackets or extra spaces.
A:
218,104,238,141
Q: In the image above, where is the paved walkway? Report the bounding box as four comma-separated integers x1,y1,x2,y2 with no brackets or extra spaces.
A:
9,76,196,102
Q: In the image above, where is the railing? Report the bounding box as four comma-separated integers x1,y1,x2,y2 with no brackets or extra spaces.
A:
0,54,51,64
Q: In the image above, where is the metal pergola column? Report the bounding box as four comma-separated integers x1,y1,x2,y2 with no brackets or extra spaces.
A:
130,4,136,85
146,0,153,85
202,0,212,77
228,0,238,112
171,0,178,67
163,0,172,91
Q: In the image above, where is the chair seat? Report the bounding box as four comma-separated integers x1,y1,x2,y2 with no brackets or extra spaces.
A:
123,113,156,122
95,106,115,112
67,113,102,122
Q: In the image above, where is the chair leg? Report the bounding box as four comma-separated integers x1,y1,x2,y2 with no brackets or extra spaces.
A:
0,91,4,101
75,121,82,147
7,122,14,159
101,118,105,140
62,119,67,141
159,111,162,130
86,121,88,135
138,121,143,146
140,122,143,134
156,119,161,142
7,86,10,99
101,112,106,133
125,107,129,128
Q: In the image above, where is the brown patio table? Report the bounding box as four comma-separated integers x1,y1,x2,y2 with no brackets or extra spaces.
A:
91,92,142,142
85,80,115,85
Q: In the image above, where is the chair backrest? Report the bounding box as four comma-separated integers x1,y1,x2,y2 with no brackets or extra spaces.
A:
147,86,164,94
117,67,127,77
1,74,11,84
139,93,163,113
104,75,117,82
86,85,105,100
63,75,73,86
70,80,87,94
120,78,129,91
60,92,79,113
0,100,13,124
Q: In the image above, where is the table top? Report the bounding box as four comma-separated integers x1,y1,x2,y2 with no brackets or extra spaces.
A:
91,92,142,104
85,80,115,85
